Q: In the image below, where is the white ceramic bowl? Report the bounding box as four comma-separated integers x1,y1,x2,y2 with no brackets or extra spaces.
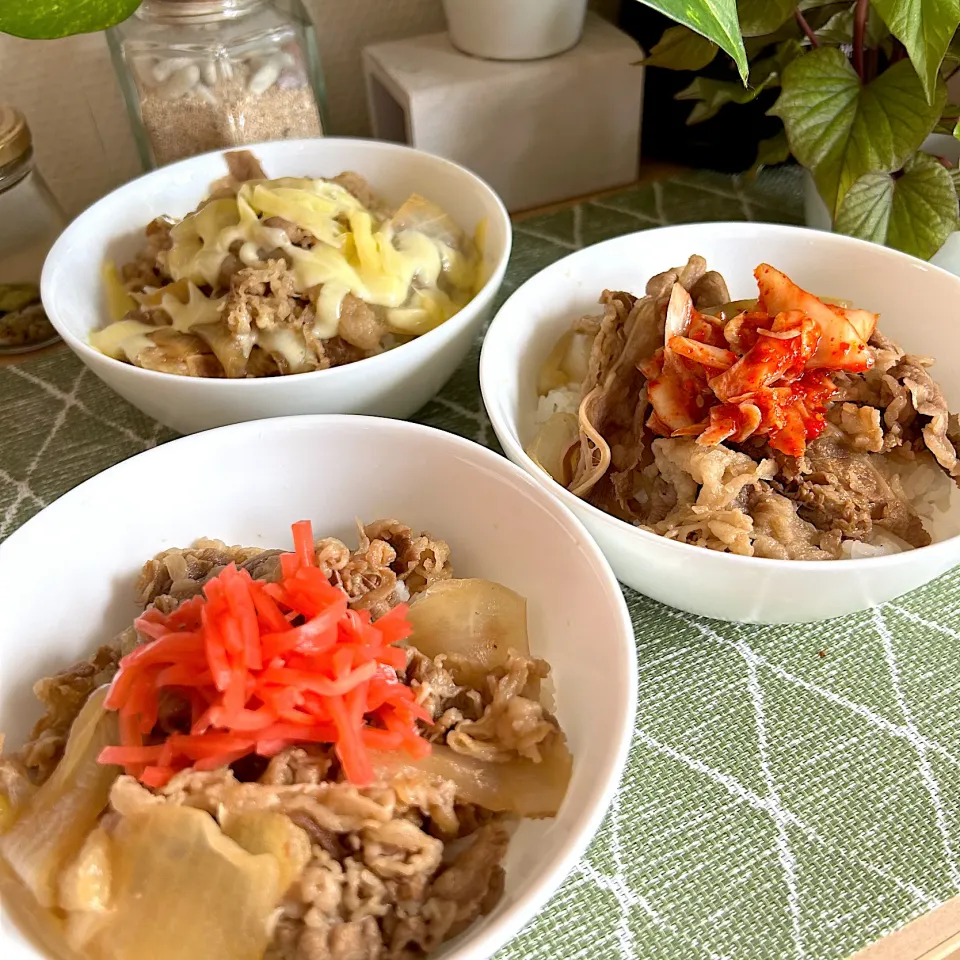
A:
480,221,960,624
0,415,635,960
40,139,512,435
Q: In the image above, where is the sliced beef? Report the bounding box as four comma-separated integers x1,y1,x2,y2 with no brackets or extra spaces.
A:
136,539,267,605
225,149,267,183
223,260,300,336
18,645,121,782
887,355,960,480
121,217,174,292
337,294,387,352
330,172,393,219
777,435,930,548
262,216,315,248
688,269,730,309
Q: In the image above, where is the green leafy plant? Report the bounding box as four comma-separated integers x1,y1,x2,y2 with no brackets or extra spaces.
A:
638,0,960,259
0,0,139,39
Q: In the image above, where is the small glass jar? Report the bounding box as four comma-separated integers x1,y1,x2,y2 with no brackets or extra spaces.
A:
107,0,329,169
0,107,66,355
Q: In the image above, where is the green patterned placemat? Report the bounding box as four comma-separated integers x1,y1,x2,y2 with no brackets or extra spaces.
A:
4,165,960,960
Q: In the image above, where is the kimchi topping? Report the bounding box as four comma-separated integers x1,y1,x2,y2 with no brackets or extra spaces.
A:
645,264,878,457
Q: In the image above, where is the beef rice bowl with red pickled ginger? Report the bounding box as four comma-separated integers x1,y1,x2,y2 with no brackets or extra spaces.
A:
0,518,571,960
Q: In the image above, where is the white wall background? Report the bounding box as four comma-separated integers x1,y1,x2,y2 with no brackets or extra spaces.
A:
0,0,619,218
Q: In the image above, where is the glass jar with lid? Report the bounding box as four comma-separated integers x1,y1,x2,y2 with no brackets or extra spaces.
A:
0,107,66,355
107,0,329,169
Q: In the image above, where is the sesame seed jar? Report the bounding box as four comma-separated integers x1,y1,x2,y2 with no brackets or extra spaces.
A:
107,0,330,169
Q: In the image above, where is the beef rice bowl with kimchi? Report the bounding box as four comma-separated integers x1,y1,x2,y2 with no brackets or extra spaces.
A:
528,255,960,560
0,519,571,960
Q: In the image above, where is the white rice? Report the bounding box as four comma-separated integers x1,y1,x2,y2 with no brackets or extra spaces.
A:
839,529,912,559
535,385,579,425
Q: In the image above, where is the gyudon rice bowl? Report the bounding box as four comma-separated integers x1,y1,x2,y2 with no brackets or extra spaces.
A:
91,150,483,379
0,518,571,960
528,255,960,560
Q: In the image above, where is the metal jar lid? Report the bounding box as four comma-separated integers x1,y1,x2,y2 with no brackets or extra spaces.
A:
0,106,32,169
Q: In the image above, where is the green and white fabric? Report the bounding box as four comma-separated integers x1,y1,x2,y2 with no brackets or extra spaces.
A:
3,166,957,960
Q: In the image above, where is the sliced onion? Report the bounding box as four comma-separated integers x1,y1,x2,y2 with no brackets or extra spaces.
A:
539,330,596,396
704,298,758,321
82,806,282,960
0,858,83,960
370,737,572,818
527,413,580,486
407,579,529,689
221,810,312,893
0,687,118,908
561,331,594,384
664,282,693,341
193,322,250,378
538,330,575,395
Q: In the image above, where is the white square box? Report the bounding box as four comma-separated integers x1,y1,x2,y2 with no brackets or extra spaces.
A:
362,14,644,212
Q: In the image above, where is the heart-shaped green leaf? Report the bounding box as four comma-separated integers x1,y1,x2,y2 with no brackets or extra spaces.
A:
815,4,889,46
770,50,945,218
835,153,958,259
833,173,895,245
744,17,802,58
0,0,140,38
631,0,749,81
933,103,960,134
943,32,960,70
677,75,775,124
748,129,791,175
737,0,795,38
748,39,804,84
947,165,960,197
871,0,960,104
643,26,719,70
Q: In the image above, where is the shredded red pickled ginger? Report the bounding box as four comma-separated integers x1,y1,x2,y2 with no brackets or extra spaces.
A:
98,520,431,789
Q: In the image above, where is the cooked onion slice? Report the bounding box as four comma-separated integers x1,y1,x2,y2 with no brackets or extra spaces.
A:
370,737,572,818
0,688,118,908
527,412,580,486
537,330,594,396
81,806,282,960
407,578,529,688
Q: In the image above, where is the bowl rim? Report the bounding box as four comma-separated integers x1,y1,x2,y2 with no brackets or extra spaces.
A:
39,137,513,389
480,219,960,571
0,414,637,960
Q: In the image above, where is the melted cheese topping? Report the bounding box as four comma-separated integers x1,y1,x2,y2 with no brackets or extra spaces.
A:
89,319,157,362
93,175,484,373
161,282,225,333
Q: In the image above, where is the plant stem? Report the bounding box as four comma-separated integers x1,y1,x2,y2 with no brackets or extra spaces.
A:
794,9,819,48
853,0,868,79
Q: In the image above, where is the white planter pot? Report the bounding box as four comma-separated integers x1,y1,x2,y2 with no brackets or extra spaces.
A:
803,134,960,276
442,0,589,61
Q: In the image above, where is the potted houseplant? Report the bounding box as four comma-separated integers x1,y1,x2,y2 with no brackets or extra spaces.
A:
636,0,960,262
